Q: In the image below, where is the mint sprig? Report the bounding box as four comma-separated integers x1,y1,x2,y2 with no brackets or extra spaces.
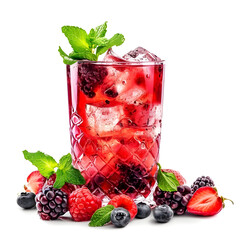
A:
89,205,114,227
58,47,77,65
89,21,107,41
157,163,180,192
59,21,125,64
96,33,125,57
23,150,58,179
23,150,85,188
61,26,89,52
54,153,85,188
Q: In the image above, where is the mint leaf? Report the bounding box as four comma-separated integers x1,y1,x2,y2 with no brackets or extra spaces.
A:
89,21,108,41
62,26,89,52
89,205,114,227
157,163,180,192
64,166,86,185
58,47,77,65
69,50,97,61
23,150,58,179
53,153,85,189
91,37,108,47
53,169,65,189
58,153,72,170
96,33,125,56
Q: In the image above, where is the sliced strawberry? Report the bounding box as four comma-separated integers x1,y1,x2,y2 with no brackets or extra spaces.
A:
187,187,233,216
25,171,46,194
162,169,186,185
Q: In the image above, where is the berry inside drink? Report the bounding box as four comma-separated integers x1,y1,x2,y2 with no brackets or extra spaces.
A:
67,48,164,200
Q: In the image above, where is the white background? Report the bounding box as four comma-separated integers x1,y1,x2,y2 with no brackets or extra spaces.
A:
0,0,239,239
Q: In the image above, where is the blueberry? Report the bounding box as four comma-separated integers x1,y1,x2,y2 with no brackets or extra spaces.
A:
17,192,36,209
153,205,174,223
111,207,131,228
136,202,151,219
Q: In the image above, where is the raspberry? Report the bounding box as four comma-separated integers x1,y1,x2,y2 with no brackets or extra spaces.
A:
108,194,137,219
162,169,186,185
45,174,79,196
68,187,102,221
78,62,108,98
35,186,68,220
191,176,215,194
153,185,192,215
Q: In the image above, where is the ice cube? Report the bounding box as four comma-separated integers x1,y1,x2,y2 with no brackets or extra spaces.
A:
125,103,162,127
86,102,125,136
100,66,131,97
123,47,161,62
117,87,146,104
103,48,127,62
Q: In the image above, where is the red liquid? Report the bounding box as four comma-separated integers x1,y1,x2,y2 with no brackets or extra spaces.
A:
67,61,164,200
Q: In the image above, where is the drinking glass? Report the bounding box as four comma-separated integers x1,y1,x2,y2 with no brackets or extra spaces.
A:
66,60,164,200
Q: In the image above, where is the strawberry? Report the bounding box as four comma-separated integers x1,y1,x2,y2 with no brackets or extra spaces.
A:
162,169,186,185
187,186,233,216
24,171,46,194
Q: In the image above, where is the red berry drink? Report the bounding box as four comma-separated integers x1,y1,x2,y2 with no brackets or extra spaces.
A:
67,48,164,200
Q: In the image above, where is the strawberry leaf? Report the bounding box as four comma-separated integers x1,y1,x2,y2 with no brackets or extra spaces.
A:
157,163,180,192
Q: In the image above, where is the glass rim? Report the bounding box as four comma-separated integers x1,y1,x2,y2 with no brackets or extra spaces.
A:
76,60,165,66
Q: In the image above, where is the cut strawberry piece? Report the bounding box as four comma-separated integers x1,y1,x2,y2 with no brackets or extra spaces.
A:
187,187,233,216
162,169,186,185
25,171,46,194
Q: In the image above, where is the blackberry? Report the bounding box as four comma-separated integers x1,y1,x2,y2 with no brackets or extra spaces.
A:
115,162,155,198
191,176,215,194
105,88,118,98
153,185,192,215
78,62,108,98
117,163,148,189
35,186,68,220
